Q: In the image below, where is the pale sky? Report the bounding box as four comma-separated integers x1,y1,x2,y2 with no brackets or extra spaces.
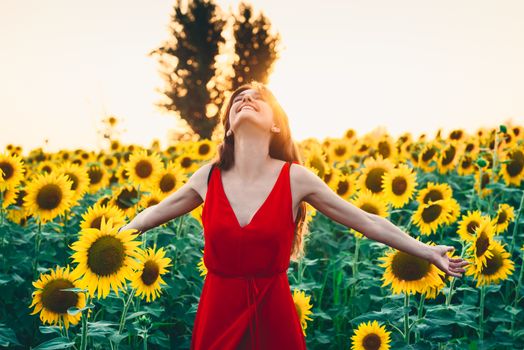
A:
1,0,523,154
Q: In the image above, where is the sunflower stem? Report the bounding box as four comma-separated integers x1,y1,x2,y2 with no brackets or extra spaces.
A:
509,189,524,256
404,292,410,345
80,294,89,350
415,292,426,343
446,239,469,307
32,221,43,279
479,284,486,342
116,287,136,349
511,253,524,337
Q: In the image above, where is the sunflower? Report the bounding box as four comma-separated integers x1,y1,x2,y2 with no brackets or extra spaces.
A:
109,184,141,218
500,146,524,187
292,289,313,336
349,190,389,238
192,139,217,160
415,182,453,205
29,265,87,330
457,154,476,177
80,202,126,231
375,134,398,161
23,172,75,223
412,199,453,235
417,141,441,173
1,185,18,209
378,240,446,295
474,167,495,198
0,152,26,191
70,216,142,299
381,163,418,208
465,219,496,270
99,154,118,170
350,320,391,350
197,249,208,277
357,155,395,197
172,153,199,174
129,245,172,302
124,149,164,188
54,162,90,207
457,210,487,242
491,203,515,235
333,170,358,200
441,197,461,226
436,140,464,174
327,138,354,164
86,164,109,194
465,240,515,287
151,161,187,197
304,145,330,179
35,160,58,175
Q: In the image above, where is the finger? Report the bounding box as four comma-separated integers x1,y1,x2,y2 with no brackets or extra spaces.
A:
450,261,469,268
448,271,463,278
449,257,463,263
450,267,466,273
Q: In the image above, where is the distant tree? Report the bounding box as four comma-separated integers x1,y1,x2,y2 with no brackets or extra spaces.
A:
149,0,227,140
230,2,281,90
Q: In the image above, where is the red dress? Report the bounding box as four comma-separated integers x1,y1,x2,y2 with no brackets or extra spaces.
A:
191,160,307,350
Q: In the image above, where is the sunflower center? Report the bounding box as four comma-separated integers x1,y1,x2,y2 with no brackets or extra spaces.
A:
141,261,160,285
378,141,391,159
507,150,524,177
135,160,153,178
87,235,125,276
475,231,490,257
181,157,192,169
392,251,431,281
160,174,176,192
441,146,456,166
481,250,503,275
90,216,104,229
88,167,103,185
116,187,139,210
366,168,386,193
360,203,379,215
0,161,14,180
336,180,349,196
392,176,407,195
424,190,443,203
199,143,210,156
334,145,346,157
362,333,381,350
15,189,27,207
65,172,79,191
36,184,63,210
41,278,78,314
421,203,442,223
462,157,472,169
497,211,507,225
421,147,436,162
467,221,479,236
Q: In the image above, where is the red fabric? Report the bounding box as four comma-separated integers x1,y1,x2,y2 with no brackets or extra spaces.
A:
191,161,307,350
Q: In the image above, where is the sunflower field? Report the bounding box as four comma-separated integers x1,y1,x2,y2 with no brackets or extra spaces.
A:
1,124,523,350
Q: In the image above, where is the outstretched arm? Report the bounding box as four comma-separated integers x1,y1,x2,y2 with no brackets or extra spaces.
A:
118,163,212,234
292,164,469,277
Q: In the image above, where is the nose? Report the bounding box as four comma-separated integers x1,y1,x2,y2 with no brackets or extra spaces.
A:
242,94,254,102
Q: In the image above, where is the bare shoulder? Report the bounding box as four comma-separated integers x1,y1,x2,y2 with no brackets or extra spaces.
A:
289,162,323,203
186,161,215,202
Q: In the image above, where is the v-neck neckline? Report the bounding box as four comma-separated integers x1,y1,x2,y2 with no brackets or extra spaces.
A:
218,161,288,230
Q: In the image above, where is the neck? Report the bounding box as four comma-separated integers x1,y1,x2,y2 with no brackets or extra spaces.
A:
231,126,273,181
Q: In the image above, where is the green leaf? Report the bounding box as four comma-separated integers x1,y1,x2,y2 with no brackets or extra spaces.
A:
33,337,75,350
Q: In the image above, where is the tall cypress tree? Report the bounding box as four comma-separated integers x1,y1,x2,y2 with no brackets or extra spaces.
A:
230,2,281,90
149,0,226,140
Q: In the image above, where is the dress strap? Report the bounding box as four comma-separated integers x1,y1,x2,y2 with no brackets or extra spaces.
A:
207,163,216,185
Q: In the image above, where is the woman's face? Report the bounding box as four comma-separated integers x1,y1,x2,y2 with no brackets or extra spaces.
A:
228,88,274,134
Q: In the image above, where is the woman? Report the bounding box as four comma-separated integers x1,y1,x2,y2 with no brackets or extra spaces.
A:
120,81,469,349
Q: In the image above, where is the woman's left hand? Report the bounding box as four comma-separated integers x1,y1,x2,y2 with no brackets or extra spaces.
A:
429,245,469,278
